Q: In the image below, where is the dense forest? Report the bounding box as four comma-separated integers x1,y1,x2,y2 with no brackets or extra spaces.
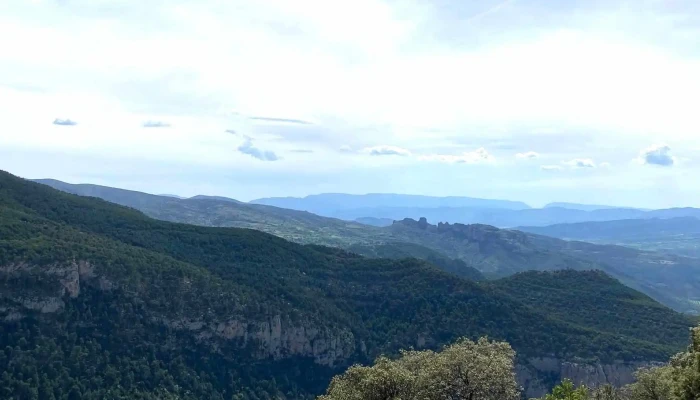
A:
320,326,700,400
0,171,695,399
36,178,700,314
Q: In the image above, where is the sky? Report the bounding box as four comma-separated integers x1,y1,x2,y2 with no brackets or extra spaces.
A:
1,0,700,208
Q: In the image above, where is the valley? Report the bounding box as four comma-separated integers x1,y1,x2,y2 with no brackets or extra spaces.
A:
35,178,700,314
1,170,696,398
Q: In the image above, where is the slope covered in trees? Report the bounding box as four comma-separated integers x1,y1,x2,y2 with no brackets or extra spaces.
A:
0,170,693,398
320,326,700,400
33,179,700,313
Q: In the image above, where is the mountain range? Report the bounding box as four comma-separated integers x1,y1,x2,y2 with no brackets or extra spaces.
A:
518,217,700,258
0,170,694,399
33,178,700,314
252,194,700,227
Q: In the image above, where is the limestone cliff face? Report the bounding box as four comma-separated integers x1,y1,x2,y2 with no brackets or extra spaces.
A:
517,357,649,398
0,261,102,317
1,260,649,392
164,315,356,367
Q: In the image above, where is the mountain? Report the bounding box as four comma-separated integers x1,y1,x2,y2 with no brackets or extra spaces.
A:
0,171,693,399
189,194,241,203
543,202,634,211
31,179,700,314
354,216,394,227
159,193,187,199
517,217,700,257
490,270,694,346
288,204,700,228
346,241,486,281
251,193,531,215
389,218,700,314
33,178,387,247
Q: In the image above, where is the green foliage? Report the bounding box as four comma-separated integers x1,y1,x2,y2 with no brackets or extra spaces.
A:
491,270,692,352
319,337,519,400
539,379,589,400
0,171,694,398
536,325,700,400
34,178,700,314
347,241,485,281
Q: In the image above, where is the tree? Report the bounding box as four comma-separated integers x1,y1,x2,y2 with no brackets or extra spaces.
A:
670,326,700,400
626,367,672,400
537,379,588,400
318,337,520,400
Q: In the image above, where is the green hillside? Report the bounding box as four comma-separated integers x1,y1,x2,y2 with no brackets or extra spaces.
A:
491,270,695,347
33,179,700,314
0,171,693,398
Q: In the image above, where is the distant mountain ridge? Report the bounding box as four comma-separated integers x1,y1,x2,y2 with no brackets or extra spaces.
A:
32,178,700,314
251,193,532,213
3,170,693,398
518,217,700,258
331,205,700,227
252,193,700,227
543,202,640,211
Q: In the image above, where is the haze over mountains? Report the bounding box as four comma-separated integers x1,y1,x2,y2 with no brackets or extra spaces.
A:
1,170,695,398
33,177,700,314
252,194,699,227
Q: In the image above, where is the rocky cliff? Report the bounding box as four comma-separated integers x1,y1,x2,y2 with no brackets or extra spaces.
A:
517,357,649,398
1,260,648,396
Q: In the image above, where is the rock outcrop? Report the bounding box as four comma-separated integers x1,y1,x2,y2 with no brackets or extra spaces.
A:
1,260,650,394
518,357,649,398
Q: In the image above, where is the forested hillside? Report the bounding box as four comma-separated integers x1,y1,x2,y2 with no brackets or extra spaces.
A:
34,179,700,313
0,171,693,399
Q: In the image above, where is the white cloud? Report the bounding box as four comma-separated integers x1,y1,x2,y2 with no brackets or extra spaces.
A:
1,1,700,207
420,148,494,164
515,151,540,160
363,145,412,157
142,120,171,128
540,165,563,172
563,158,596,168
638,144,675,167
238,136,280,162
53,118,77,126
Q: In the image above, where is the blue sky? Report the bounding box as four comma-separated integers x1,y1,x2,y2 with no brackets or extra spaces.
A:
1,0,699,208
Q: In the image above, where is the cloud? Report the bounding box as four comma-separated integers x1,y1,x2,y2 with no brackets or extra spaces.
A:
638,144,675,166
290,149,314,153
142,120,171,128
515,151,540,160
563,158,596,168
364,145,412,157
599,162,611,168
420,147,494,164
541,165,563,172
338,145,354,153
53,118,77,126
225,129,237,135
250,116,313,125
238,136,280,161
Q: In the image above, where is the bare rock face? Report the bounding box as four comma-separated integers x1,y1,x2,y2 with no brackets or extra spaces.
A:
518,357,648,398
213,315,356,366
0,261,105,317
0,261,651,393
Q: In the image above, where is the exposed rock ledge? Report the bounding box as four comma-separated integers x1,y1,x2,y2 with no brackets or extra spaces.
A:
163,315,356,367
518,357,650,398
1,261,651,394
0,261,109,317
